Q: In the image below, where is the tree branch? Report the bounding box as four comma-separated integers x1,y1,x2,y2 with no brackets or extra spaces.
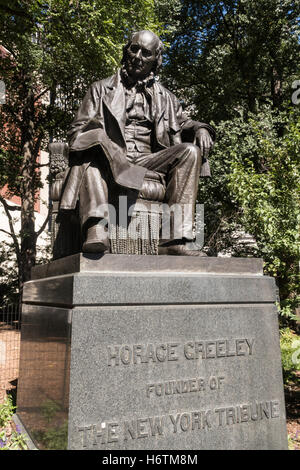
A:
0,42,18,62
217,4,237,48
0,228,14,237
35,163,49,168
0,194,21,262
36,207,52,239
0,197,21,211
33,87,51,104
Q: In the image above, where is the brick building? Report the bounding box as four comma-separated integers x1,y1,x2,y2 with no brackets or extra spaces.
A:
0,45,50,283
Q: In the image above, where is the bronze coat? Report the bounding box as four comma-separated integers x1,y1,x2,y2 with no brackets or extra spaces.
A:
60,70,215,210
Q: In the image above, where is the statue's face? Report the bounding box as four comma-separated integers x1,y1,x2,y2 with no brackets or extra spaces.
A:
125,31,159,80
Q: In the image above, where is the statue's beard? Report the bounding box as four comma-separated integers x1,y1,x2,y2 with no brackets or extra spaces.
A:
121,63,155,88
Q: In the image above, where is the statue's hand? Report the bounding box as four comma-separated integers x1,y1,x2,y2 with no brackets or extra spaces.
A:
195,128,213,157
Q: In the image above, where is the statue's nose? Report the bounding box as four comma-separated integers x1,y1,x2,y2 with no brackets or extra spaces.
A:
136,49,142,59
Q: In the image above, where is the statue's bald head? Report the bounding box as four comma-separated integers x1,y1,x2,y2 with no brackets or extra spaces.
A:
122,30,163,80
131,30,160,49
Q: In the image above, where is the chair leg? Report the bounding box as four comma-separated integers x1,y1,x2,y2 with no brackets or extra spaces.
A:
110,209,160,255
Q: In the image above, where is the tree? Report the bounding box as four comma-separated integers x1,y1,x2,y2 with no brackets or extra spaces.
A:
202,107,300,320
0,240,19,304
0,0,163,290
161,0,300,121
159,0,300,321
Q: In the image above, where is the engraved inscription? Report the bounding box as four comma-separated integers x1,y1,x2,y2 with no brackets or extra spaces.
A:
146,376,225,397
76,399,281,448
215,400,280,426
169,410,213,432
184,338,254,359
123,416,164,441
107,338,254,366
107,343,179,366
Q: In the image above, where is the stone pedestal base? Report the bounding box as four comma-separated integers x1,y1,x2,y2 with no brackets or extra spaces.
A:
17,254,287,450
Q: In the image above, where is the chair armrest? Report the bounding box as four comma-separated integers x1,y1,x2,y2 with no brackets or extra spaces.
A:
49,142,69,201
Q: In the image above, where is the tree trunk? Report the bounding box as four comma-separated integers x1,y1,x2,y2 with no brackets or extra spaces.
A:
19,85,37,285
271,66,282,109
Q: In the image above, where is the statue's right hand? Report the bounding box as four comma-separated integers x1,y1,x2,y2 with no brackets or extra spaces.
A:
195,128,213,157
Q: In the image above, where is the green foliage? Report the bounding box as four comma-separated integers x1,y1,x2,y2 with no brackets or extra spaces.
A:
0,241,19,304
287,433,297,450
32,400,67,450
41,399,61,424
162,0,300,121
0,0,165,286
0,396,28,450
0,395,15,428
227,107,300,320
197,105,299,324
160,5,300,323
0,0,299,320
0,0,165,141
0,150,23,195
280,328,300,384
33,421,68,450
0,429,28,451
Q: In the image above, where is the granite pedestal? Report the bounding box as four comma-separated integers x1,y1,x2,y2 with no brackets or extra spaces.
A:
17,254,288,450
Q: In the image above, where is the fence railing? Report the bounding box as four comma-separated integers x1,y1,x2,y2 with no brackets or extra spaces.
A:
0,303,22,403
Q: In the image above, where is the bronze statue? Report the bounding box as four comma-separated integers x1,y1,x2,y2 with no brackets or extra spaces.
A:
59,30,215,255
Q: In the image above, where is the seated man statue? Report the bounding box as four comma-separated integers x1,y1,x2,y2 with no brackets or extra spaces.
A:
59,30,215,256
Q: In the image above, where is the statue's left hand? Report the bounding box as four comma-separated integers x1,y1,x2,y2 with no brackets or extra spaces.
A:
195,128,214,157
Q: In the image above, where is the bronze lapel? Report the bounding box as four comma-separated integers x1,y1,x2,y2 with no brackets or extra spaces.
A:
102,72,126,148
154,82,168,148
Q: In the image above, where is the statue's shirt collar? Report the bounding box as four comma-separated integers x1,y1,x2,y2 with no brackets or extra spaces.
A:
120,66,156,92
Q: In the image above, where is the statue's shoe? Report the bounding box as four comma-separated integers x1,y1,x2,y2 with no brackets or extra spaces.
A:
158,242,207,256
82,240,109,253
82,223,110,253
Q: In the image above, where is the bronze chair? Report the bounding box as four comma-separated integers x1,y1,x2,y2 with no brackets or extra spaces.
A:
49,142,167,259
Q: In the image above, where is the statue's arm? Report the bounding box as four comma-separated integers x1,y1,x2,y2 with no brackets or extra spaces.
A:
67,82,101,149
174,97,215,176
174,98,216,142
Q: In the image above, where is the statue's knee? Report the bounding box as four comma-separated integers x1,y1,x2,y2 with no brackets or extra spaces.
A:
182,142,200,161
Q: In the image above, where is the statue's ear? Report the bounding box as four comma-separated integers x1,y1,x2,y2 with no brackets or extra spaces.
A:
156,54,163,70
155,40,164,72
121,45,127,64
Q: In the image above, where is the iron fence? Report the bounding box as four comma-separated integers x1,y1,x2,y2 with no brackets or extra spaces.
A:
0,303,22,403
